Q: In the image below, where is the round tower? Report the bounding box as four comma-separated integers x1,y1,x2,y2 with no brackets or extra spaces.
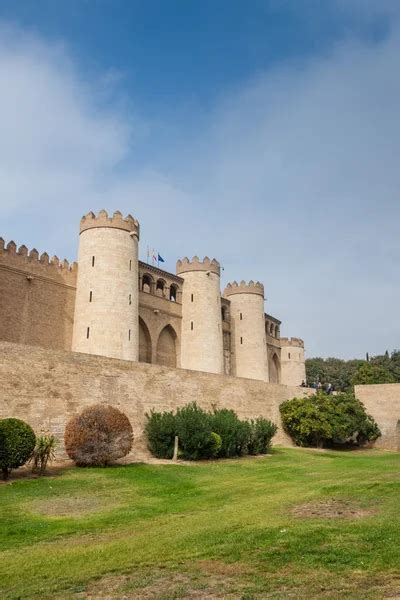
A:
280,337,306,386
176,256,224,375
72,209,140,361
223,281,268,381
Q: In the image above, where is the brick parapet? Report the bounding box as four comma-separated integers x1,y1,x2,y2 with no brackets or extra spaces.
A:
0,237,77,287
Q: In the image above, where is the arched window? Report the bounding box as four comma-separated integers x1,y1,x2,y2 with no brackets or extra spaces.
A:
142,274,153,293
170,284,178,302
156,279,166,297
270,323,274,335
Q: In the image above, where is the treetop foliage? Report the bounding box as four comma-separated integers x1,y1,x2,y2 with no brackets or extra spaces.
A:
306,349,400,391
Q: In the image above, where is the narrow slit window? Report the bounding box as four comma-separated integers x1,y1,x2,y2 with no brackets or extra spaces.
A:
191,321,194,331
91,256,95,267
128,329,131,341
240,337,243,345
129,259,132,271
89,290,92,302
129,294,132,305
288,352,291,359
240,312,243,320
191,293,194,302
86,327,90,339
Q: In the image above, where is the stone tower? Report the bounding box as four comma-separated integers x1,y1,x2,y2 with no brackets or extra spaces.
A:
224,281,268,381
72,210,140,361
280,338,306,386
176,256,224,374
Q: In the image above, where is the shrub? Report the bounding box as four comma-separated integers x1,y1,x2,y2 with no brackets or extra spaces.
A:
175,402,215,460
145,409,176,459
64,404,133,466
0,418,36,480
247,418,278,454
280,392,381,448
31,433,58,474
209,408,245,457
209,431,222,457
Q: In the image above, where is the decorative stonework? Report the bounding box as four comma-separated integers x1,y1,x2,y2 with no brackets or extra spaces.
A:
176,256,220,276
224,280,264,297
80,210,140,238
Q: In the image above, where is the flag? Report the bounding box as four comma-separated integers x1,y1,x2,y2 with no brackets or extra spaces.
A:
158,254,165,263
152,249,157,265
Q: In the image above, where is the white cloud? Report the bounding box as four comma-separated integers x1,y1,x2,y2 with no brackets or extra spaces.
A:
0,16,399,359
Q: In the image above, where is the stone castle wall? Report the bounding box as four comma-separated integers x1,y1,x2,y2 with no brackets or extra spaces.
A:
0,341,306,458
0,239,77,351
355,384,400,451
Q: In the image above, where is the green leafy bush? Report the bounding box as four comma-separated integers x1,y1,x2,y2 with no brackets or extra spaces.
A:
209,408,246,457
145,403,278,460
247,418,278,454
0,418,36,480
31,433,58,474
145,410,176,459
175,402,215,460
209,432,222,457
280,392,381,448
64,404,133,466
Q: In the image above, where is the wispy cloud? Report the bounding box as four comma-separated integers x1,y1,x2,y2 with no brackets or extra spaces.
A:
0,13,399,358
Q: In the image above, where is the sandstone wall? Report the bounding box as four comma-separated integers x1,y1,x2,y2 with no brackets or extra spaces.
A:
0,341,305,459
0,240,77,352
355,384,400,451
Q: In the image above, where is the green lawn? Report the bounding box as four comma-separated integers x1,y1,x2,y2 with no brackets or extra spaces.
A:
0,448,399,599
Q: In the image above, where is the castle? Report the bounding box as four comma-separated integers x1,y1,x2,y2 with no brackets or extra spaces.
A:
0,209,306,386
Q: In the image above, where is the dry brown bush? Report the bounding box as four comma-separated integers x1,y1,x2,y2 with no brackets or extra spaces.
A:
64,404,133,466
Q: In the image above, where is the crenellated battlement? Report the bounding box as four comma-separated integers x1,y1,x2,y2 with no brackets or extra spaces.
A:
0,237,77,286
223,280,264,297
176,256,220,276
79,209,140,238
280,337,304,348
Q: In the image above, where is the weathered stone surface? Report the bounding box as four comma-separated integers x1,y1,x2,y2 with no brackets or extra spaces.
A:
355,384,400,451
0,341,304,458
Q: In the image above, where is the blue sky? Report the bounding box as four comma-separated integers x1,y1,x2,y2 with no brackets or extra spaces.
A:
0,0,399,359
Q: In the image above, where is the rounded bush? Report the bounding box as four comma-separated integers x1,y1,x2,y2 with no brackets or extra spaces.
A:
0,418,36,480
64,404,133,466
280,392,381,448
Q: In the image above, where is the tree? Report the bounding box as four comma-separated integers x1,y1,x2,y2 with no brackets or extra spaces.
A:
351,363,396,386
64,404,133,466
0,418,36,480
280,392,381,448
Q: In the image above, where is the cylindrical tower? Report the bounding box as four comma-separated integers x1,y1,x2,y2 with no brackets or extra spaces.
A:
280,338,306,386
176,256,224,374
72,209,140,361
223,281,268,381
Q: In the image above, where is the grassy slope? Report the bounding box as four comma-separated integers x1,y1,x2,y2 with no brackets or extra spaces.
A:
0,448,399,599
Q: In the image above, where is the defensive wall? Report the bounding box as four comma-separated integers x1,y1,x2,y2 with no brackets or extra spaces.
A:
0,340,308,459
0,238,77,351
355,384,400,451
